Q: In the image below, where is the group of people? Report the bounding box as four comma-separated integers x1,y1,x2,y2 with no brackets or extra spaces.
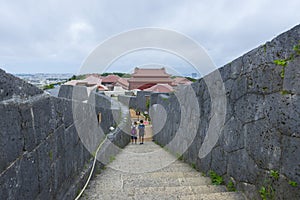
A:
130,120,145,144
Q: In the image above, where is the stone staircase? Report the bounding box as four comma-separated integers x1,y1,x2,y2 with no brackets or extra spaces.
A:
81,142,246,200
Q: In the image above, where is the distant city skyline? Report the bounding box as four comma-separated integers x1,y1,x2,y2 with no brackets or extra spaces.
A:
1,1,300,76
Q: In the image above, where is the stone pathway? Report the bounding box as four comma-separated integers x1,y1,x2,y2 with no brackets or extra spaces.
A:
81,141,246,200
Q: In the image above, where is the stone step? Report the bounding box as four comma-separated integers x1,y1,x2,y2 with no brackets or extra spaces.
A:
157,164,199,172
106,162,198,174
87,176,212,191
92,171,205,183
131,185,227,195
86,184,226,194
82,191,246,200
123,176,211,189
180,192,246,200
123,171,206,179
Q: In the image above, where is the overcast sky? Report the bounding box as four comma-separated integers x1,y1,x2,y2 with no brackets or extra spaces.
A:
1,0,300,76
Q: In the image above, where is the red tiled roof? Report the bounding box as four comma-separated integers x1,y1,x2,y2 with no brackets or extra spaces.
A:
131,67,171,77
128,78,172,82
115,78,129,89
138,83,157,90
84,75,102,85
172,77,192,86
101,75,120,83
144,84,174,93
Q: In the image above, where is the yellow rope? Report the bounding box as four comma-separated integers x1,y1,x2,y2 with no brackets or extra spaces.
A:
74,137,107,200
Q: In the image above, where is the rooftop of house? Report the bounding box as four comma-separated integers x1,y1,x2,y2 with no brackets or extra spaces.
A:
116,77,129,86
101,74,120,83
172,77,193,85
64,75,108,90
130,67,171,77
144,83,174,93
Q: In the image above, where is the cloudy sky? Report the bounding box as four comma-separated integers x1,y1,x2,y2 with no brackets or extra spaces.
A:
1,0,300,76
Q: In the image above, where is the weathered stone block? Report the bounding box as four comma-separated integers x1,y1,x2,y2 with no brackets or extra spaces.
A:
283,56,300,94
19,102,37,152
211,146,227,175
16,150,40,199
0,69,43,101
31,96,54,141
246,64,283,94
36,137,53,196
281,135,300,184
0,103,23,173
0,159,20,200
264,93,300,137
234,94,265,123
227,149,260,183
221,116,244,153
244,120,281,169
58,85,88,101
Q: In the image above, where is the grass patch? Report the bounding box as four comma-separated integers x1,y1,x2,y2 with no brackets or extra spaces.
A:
280,67,285,79
280,90,291,95
176,153,183,161
109,156,116,163
209,170,224,185
191,163,196,169
259,185,275,200
226,180,237,192
270,170,279,180
293,41,300,54
273,59,287,67
262,86,268,91
43,84,55,90
289,180,298,187
49,150,53,160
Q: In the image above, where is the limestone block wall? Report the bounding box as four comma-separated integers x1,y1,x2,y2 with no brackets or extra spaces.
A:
150,92,169,106
58,84,89,101
0,70,130,199
118,94,137,109
91,92,122,134
152,25,300,199
136,91,152,112
0,69,43,101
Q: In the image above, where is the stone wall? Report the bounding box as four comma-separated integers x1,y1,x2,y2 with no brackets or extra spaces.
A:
58,85,89,101
152,25,300,199
118,92,171,112
150,92,169,106
0,70,130,199
136,91,151,111
118,94,137,109
0,69,43,101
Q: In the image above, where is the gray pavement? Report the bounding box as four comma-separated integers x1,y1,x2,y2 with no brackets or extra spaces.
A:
81,141,246,200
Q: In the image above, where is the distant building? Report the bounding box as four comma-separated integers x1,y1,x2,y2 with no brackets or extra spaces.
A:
101,75,120,90
171,77,192,86
115,77,129,90
63,75,108,94
144,84,174,93
128,67,172,90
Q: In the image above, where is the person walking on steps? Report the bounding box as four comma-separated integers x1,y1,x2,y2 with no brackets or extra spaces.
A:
138,120,145,144
131,121,138,144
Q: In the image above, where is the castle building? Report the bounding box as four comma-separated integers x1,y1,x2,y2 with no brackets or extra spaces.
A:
128,67,172,90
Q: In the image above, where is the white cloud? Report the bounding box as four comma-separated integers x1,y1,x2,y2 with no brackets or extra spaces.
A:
0,0,300,74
